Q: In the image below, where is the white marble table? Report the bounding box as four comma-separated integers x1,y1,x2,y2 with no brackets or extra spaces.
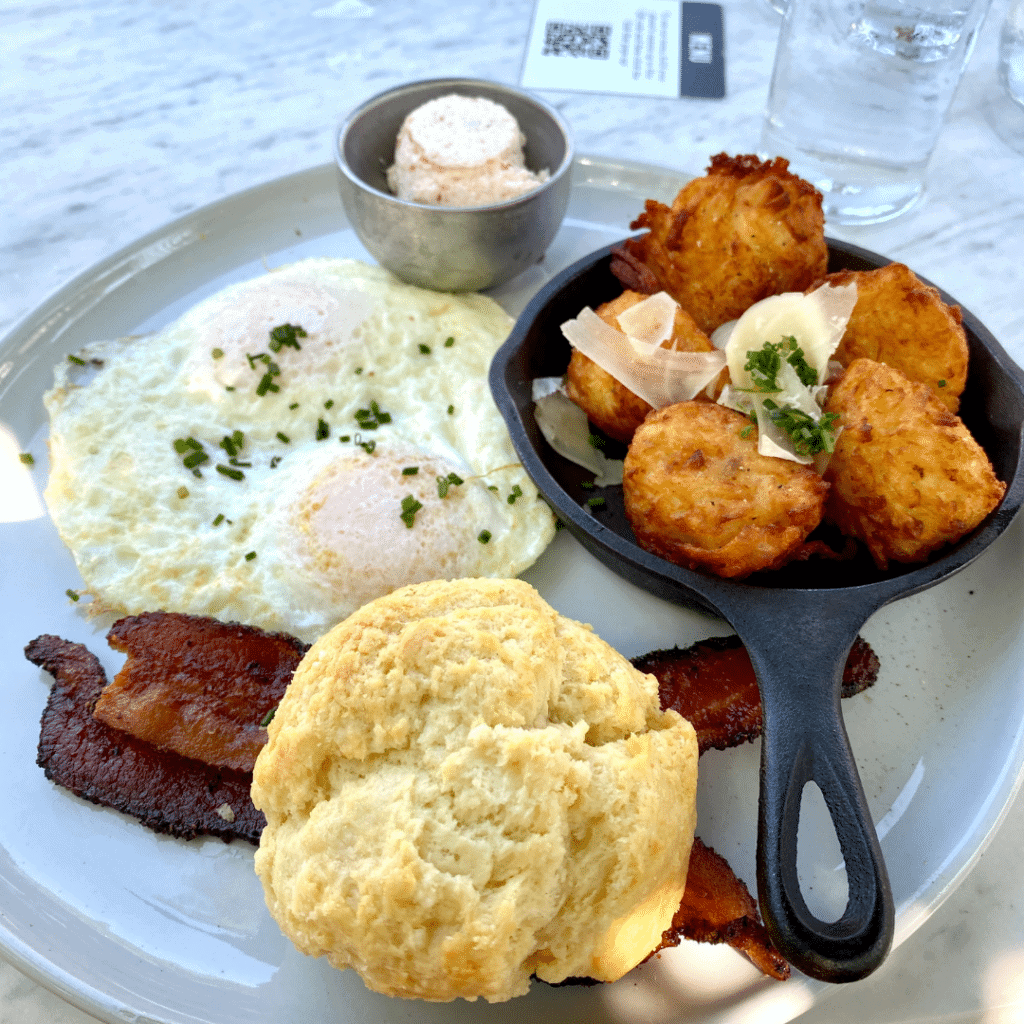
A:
3,0,1024,1022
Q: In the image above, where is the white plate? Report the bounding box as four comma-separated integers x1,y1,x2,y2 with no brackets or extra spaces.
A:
3,157,1024,1024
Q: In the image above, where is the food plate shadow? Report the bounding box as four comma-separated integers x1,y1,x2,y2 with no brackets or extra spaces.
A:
489,238,1024,982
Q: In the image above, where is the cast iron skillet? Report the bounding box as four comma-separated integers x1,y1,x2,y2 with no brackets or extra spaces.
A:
489,239,1024,984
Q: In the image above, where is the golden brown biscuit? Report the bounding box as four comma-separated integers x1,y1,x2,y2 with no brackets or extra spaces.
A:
825,263,969,412
613,154,828,334
564,289,717,443
622,402,829,578
252,577,699,1003
823,358,1005,568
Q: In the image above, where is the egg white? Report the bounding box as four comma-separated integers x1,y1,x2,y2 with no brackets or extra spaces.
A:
44,258,555,643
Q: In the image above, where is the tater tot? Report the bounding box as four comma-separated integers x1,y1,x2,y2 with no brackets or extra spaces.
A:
826,263,969,413
823,358,1005,569
622,402,829,578
564,289,716,443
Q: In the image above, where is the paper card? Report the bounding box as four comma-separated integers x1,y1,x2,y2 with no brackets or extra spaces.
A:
520,0,724,99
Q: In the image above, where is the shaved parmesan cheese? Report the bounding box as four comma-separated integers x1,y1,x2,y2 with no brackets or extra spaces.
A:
724,282,857,390
532,377,624,486
560,307,725,408
615,291,678,352
718,282,857,464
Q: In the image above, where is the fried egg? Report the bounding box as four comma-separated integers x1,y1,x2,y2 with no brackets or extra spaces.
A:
44,258,555,643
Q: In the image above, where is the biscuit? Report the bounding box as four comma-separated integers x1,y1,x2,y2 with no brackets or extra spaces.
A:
252,577,698,1003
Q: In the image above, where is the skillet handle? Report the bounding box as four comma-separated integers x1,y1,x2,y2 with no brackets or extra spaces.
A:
735,608,895,982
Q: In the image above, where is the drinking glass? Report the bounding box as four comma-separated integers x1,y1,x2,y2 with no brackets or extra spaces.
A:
762,0,996,224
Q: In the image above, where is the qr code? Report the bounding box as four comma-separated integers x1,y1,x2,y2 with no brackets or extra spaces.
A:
542,20,612,60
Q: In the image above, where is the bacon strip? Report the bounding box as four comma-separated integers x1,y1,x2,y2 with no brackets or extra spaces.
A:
26,634,263,844
634,634,879,754
652,838,790,980
94,612,308,772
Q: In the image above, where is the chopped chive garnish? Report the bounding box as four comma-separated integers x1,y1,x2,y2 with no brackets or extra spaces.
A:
177,486,189,499
354,366,363,375
245,550,257,561
216,464,245,480
212,513,225,526
289,402,299,410
256,372,280,396
400,494,423,528
359,439,377,454
339,434,351,442
354,401,391,430
444,336,454,347
19,452,34,466
436,472,464,498
402,466,419,476
183,450,208,469
418,343,431,355
938,379,947,387
259,706,277,728
507,484,523,505
270,456,282,468
268,323,306,352
588,434,605,449
211,347,224,359
580,480,594,489
316,418,330,440
67,354,86,366
277,431,290,444
219,430,244,457
66,588,80,601
447,404,455,415
478,530,492,544
488,485,499,492
324,399,334,409
586,496,606,509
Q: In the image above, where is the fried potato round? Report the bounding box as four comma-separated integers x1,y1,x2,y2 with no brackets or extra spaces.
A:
622,402,829,578
823,358,1005,569
613,154,828,335
564,289,716,443
826,263,969,413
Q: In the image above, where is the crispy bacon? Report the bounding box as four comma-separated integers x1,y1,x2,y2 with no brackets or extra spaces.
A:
26,634,263,844
634,634,879,754
651,838,790,980
94,612,308,772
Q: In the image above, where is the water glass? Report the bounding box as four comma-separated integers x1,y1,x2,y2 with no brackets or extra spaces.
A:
1001,0,1024,107
762,0,996,225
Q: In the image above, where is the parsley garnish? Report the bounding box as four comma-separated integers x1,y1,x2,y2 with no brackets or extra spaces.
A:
66,588,80,601
212,514,225,526
277,431,291,444
402,466,419,476
444,336,455,348
418,343,431,355
316,418,330,441
260,706,277,728
216,464,245,481
245,550,257,561
67,354,86,367
478,530,492,544
507,484,523,505
19,452,34,466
